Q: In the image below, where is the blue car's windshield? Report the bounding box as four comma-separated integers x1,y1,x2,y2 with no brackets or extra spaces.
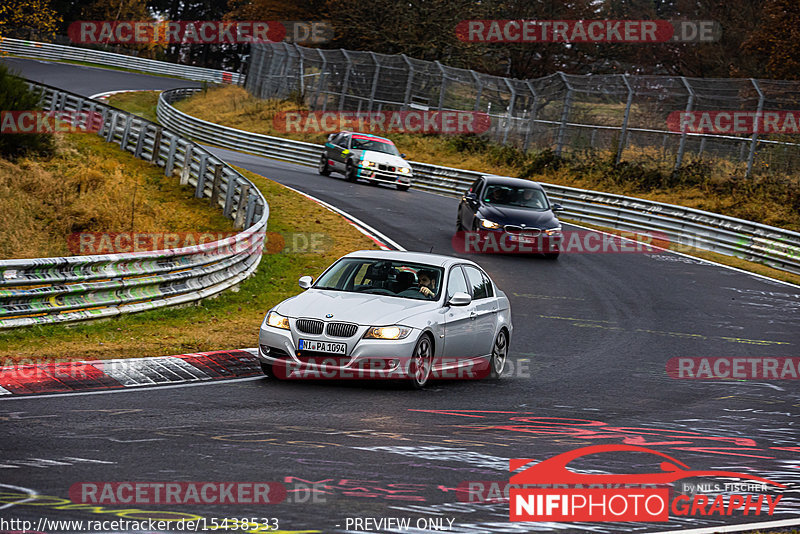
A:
314,258,444,300
484,185,550,210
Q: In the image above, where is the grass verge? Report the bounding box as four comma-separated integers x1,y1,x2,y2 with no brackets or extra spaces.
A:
0,131,233,259
0,165,380,362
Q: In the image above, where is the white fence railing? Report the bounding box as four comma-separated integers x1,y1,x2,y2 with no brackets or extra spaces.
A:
158,87,800,276
0,38,244,84
0,81,268,329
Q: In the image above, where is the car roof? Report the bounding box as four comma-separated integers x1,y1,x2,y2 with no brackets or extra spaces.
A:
481,174,544,190
340,131,394,144
342,250,483,270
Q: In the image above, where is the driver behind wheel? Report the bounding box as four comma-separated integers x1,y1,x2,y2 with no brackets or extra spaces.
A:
417,269,437,298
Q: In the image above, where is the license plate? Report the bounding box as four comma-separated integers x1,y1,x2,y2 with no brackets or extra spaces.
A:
508,234,538,243
298,339,346,354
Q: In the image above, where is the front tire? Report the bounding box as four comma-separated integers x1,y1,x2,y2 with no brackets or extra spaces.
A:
409,334,433,389
318,154,331,176
397,184,410,191
345,160,357,182
489,330,508,379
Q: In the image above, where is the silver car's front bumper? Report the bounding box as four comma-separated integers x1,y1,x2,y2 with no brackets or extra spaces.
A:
258,320,420,379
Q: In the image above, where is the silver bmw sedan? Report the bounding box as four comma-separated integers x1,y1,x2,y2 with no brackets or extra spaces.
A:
258,250,513,388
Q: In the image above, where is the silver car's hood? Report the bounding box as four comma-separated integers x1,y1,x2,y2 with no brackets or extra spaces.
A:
276,289,440,325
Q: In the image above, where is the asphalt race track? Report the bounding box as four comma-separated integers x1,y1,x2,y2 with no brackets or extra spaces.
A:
2,57,799,534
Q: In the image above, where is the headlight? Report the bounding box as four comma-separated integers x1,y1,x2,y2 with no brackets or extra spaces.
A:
362,159,377,167
266,311,290,330
399,167,411,174
480,218,501,229
545,227,562,236
363,325,412,340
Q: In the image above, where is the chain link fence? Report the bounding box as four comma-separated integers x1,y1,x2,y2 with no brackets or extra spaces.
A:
246,42,800,177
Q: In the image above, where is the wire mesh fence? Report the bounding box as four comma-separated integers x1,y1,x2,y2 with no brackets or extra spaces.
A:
246,42,800,177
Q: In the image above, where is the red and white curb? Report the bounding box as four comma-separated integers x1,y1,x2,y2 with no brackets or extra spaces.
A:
0,349,260,396
89,89,159,102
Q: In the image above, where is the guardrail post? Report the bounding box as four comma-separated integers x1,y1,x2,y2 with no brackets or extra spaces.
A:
180,145,193,185
165,134,178,176
523,81,539,151
120,116,133,151
195,153,208,197
674,77,695,171
556,72,573,157
616,75,634,164
234,183,251,229
106,111,118,143
367,52,381,114
747,78,764,178
339,49,352,111
502,79,516,145
224,174,237,217
245,195,257,227
210,164,223,207
401,54,414,111
151,126,163,164
134,122,146,157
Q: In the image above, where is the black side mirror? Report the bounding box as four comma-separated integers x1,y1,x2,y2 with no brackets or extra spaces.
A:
465,192,477,202
400,153,407,158
551,203,565,213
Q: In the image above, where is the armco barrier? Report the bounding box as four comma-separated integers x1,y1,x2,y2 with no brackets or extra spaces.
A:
158,87,800,276
0,38,243,84
0,81,268,329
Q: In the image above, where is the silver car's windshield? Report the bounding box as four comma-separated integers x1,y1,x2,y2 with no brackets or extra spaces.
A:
484,185,550,210
314,258,444,300
351,137,401,156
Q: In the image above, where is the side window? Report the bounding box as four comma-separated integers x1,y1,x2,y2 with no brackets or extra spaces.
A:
341,134,351,148
463,266,490,300
446,266,469,300
331,133,343,146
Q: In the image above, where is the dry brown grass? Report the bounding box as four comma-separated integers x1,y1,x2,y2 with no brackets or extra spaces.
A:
0,132,233,259
0,166,380,362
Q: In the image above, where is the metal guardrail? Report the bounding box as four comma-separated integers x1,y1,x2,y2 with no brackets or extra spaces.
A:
158,87,800,276
0,81,268,329
0,38,244,84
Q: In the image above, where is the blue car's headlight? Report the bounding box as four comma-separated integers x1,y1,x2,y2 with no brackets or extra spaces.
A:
479,218,501,229
364,325,412,340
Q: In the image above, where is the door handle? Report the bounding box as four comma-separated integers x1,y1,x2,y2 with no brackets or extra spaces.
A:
469,311,477,320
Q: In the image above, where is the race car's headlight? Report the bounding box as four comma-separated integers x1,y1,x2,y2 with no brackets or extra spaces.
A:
362,159,377,167
545,227,562,236
480,218,501,229
399,167,411,174
266,311,290,330
364,325,412,340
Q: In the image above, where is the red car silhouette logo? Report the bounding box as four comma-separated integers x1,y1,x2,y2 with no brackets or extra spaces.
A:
510,444,785,487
